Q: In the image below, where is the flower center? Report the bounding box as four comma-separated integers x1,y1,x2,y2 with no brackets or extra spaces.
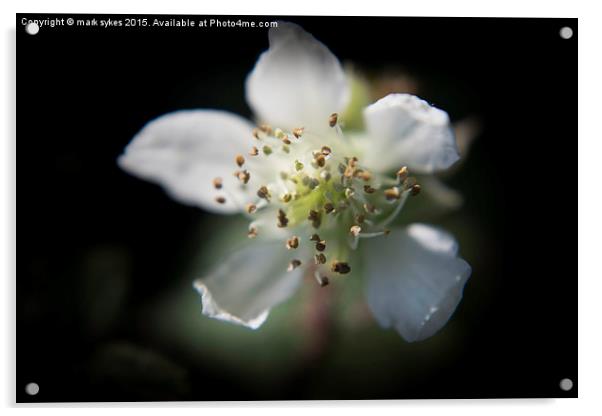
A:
212,113,421,286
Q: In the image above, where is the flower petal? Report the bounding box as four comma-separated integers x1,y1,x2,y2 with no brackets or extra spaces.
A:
245,22,349,132
193,241,305,329
118,110,265,214
363,224,471,342
362,94,460,174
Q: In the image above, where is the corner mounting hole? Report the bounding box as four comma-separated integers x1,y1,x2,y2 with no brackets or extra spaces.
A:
559,26,573,39
25,382,39,396
559,378,573,391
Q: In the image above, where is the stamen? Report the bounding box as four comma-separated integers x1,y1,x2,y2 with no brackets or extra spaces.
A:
288,259,302,272
274,128,286,139
259,124,273,135
215,196,226,204
310,234,321,242
323,202,335,214
235,154,245,167
281,193,292,203
320,171,331,182
308,210,322,228
355,214,365,224
235,170,250,184
262,145,273,155
314,253,327,265
252,128,261,140
329,113,338,128
249,146,259,156
331,261,351,274
212,177,223,189
282,136,291,145
315,240,327,252
246,203,257,214
397,166,409,182
314,154,326,167
286,236,300,250
257,186,271,201
410,184,421,196
364,185,375,194
295,160,304,171
314,272,329,287
293,127,304,138
384,187,401,201
277,209,289,228
321,146,332,156
248,227,258,239
350,225,361,237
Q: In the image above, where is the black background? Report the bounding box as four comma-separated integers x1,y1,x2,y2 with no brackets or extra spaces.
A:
17,14,577,401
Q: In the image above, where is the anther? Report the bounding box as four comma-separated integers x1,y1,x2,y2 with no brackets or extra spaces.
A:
329,113,338,127
235,154,245,167
355,214,365,224
293,127,304,138
277,209,289,228
410,184,421,196
212,177,223,189
345,188,355,199
281,193,292,203
259,124,273,135
315,240,326,252
275,128,286,139
323,202,335,214
363,203,376,213
215,196,226,204
315,154,326,167
246,203,257,214
236,170,250,184
249,146,259,156
308,210,322,228
315,273,329,287
321,146,332,156
295,160,304,171
286,236,299,250
282,136,291,145
287,259,302,272
384,187,401,201
350,225,362,237
397,166,409,182
248,227,258,239
282,145,290,154
262,145,272,155
252,128,261,140
315,253,327,265
310,234,321,242
257,186,270,201
331,261,351,275
364,185,375,194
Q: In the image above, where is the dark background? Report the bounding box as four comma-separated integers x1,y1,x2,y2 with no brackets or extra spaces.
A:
17,14,577,401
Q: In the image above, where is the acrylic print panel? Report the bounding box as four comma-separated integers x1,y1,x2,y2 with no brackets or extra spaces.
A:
17,14,577,402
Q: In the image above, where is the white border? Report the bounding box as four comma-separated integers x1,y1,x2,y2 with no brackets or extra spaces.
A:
2,0,600,414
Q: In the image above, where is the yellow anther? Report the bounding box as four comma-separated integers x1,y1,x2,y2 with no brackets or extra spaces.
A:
329,113,338,127
235,154,245,167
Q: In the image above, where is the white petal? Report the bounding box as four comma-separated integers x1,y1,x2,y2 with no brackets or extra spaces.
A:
118,110,265,214
362,94,460,174
193,241,304,329
363,224,471,342
245,22,349,132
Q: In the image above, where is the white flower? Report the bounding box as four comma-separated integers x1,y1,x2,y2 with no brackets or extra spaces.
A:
118,22,472,342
